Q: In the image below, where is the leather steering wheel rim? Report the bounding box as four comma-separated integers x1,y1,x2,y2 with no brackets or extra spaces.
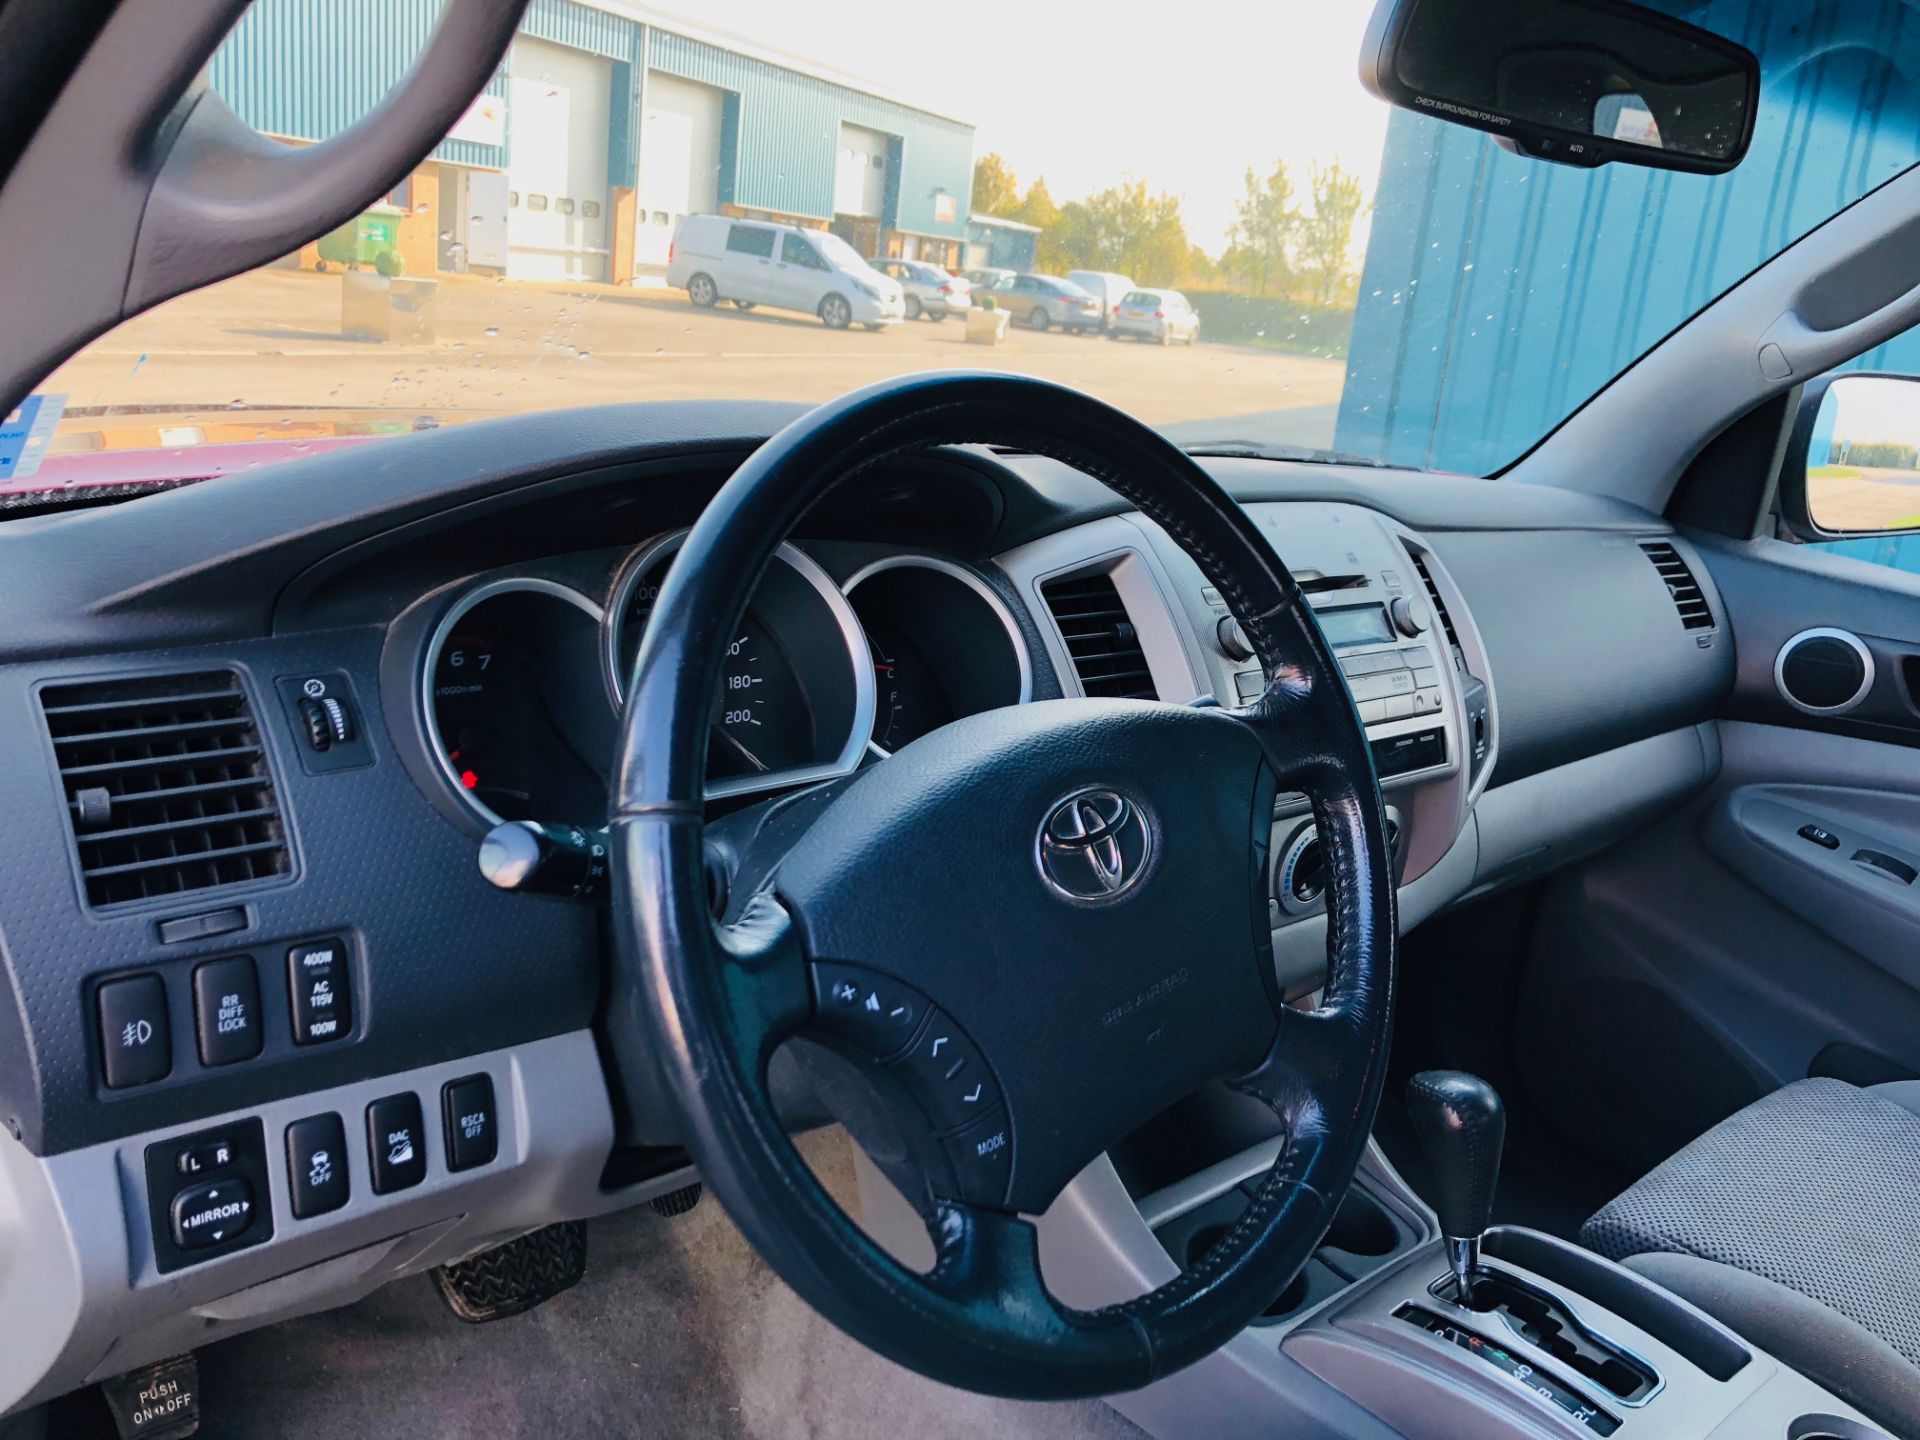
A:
610,372,1396,1400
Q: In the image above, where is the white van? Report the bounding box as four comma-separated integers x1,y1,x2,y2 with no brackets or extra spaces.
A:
667,215,905,329
1065,269,1138,331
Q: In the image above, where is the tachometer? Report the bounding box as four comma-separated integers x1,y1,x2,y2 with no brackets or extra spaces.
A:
606,534,872,798
423,579,612,827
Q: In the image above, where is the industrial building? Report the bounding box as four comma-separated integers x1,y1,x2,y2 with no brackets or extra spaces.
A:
209,0,977,283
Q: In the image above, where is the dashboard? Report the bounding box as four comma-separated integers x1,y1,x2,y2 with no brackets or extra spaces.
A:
0,400,1735,1416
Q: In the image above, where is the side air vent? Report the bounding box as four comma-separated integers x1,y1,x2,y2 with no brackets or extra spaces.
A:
1639,540,1715,631
1040,573,1159,700
1408,551,1461,650
41,670,290,907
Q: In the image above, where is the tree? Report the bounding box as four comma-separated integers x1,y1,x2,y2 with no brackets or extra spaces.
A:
970,153,1021,219
1033,180,1191,284
1299,162,1366,304
1014,176,1059,235
1224,161,1300,298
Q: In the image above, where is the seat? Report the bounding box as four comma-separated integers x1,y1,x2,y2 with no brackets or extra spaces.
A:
1581,1078,1920,1438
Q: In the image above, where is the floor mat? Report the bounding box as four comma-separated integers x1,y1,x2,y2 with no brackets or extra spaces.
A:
174,1128,1146,1440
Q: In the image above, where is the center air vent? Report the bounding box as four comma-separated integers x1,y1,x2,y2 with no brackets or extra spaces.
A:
41,670,289,907
1639,540,1715,631
1408,550,1461,650
1040,572,1158,700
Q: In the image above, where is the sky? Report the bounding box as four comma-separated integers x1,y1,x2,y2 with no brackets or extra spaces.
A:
649,0,1395,253
1827,377,1920,451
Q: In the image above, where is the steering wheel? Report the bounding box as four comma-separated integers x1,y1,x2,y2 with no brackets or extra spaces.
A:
609,372,1396,1400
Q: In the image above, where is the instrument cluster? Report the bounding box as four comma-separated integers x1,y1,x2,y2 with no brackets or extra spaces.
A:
418,535,1032,829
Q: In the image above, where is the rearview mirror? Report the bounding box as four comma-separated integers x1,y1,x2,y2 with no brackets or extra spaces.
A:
1784,375,1920,539
1360,0,1759,174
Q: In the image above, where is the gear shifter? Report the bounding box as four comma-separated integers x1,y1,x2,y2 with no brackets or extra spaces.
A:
1405,1070,1505,1302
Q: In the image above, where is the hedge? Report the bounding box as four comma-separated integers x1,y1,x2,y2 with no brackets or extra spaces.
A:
1181,291,1354,360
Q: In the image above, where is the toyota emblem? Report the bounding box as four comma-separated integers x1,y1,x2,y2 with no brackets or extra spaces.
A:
1036,788,1154,903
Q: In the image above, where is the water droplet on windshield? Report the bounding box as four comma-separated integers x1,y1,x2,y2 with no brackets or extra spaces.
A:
449,341,465,351
130,354,147,374
228,399,245,409
575,349,591,361
483,326,500,338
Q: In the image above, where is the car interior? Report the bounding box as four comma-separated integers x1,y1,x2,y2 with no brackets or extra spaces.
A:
8,1,1920,1438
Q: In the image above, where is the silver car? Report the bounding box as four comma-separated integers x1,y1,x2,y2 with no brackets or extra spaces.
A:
1110,288,1201,345
869,258,972,321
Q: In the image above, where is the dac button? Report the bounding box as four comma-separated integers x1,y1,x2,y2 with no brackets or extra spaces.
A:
170,1178,256,1249
287,938,351,1045
812,963,926,1060
887,1014,999,1131
98,974,171,1089
366,1092,426,1194
192,955,262,1066
941,1106,1013,1207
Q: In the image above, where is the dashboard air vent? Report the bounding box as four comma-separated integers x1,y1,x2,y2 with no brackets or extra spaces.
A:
40,670,289,907
1408,551,1461,650
1638,540,1715,631
1040,573,1159,700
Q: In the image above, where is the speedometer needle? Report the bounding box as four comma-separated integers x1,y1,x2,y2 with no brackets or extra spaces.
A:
714,725,770,773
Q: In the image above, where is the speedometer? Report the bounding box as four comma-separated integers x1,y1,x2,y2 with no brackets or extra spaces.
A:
606,533,873,798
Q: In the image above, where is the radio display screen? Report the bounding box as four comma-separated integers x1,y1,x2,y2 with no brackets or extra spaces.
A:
1317,604,1394,649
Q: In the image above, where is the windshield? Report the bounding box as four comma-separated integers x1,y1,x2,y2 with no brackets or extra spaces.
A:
18,0,1920,497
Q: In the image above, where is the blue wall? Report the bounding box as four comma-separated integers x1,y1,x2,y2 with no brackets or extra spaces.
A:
1337,1,1920,475
208,0,972,239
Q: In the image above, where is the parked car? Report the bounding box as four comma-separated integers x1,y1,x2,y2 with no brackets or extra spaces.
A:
1110,288,1200,345
962,265,1015,293
667,215,904,329
869,258,972,320
986,273,1104,333
1065,270,1138,331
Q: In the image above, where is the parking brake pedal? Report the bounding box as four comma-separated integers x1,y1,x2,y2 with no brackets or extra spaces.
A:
430,1221,587,1323
99,1354,200,1439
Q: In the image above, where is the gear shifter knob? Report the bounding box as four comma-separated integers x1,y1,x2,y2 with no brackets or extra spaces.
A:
1405,1070,1505,1299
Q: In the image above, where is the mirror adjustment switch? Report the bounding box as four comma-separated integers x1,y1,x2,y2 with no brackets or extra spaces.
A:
192,955,262,1066
170,1177,257,1250
287,938,351,1044
98,974,171,1088
144,1119,272,1272
367,1092,427,1194
442,1075,498,1171
286,1113,350,1218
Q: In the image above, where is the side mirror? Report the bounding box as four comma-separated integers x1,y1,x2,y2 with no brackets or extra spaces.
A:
1360,0,1758,174
1782,374,1920,540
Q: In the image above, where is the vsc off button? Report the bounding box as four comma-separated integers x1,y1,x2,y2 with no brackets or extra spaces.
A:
287,938,352,1045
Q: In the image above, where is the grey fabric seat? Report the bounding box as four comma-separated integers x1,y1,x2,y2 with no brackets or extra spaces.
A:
1582,1078,1920,1438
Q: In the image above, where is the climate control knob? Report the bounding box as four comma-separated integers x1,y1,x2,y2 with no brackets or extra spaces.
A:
1389,595,1430,637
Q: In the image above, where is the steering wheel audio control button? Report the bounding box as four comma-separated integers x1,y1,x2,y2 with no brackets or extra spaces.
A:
940,1107,1013,1207
887,1013,1000,1131
811,963,927,1061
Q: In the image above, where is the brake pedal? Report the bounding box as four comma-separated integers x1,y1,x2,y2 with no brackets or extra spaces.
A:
430,1221,586,1323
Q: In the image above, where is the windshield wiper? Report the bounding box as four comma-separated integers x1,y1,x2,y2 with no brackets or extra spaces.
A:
1180,440,1403,470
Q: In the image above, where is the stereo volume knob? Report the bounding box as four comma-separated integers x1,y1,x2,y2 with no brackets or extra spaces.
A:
1389,595,1430,638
